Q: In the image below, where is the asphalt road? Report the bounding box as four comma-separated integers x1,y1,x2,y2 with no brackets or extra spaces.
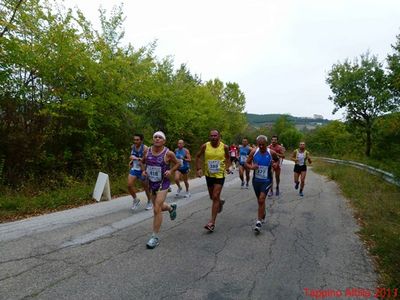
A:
0,160,377,300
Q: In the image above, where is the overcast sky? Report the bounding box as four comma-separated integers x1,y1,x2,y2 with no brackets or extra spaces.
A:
65,0,400,119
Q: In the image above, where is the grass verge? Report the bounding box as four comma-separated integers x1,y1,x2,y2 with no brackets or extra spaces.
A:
0,174,130,223
312,160,400,288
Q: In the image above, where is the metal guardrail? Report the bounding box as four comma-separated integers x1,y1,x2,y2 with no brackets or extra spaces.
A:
316,157,400,188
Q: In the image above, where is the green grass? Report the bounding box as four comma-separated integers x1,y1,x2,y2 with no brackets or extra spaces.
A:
313,160,400,288
0,174,131,223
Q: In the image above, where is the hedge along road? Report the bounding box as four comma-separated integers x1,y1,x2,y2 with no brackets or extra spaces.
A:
0,160,377,300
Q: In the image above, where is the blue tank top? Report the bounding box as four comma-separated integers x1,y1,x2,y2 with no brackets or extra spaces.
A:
253,148,272,183
130,144,145,171
175,148,189,170
239,145,251,165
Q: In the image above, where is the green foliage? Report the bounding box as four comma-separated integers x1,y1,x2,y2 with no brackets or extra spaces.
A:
326,52,396,156
0,0,247,188
387,34,400,100
306,121,355,156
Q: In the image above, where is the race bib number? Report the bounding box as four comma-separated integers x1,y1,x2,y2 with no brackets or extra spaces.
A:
240,155,247,163
132,160,141,171
255,165,269,180
147,166,162,182
178,159,184,166
208,160,221,174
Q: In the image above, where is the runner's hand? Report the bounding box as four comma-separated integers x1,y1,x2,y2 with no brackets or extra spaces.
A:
196,169,203,178
252,164,259,170
164,170,171,177
142,170,147,177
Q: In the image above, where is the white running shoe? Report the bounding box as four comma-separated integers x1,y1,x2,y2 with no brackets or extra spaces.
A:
145,202,153,210
254,220,262,233
184,192,191,198
131,198,141,210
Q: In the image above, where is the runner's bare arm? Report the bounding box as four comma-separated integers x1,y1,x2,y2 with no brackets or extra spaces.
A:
184,149,192,162
141,151,147,177
271,150,280,162
245,149,257,170
195,144,206,177
307,154,312,165
291,150,298,163
224,145,231,172
165,151,180,176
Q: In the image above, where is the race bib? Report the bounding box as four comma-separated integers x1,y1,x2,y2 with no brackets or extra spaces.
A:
240,155,247,163
147,165,162,182
255,165,269,180
132,160,141,171
178,159,184,166
208,160,221,174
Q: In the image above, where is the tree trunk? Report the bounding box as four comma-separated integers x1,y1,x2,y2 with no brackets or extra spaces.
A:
365,126,372,157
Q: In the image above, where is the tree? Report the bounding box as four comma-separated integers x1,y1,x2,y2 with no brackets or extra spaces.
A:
387,33,400,100
326,53,395,156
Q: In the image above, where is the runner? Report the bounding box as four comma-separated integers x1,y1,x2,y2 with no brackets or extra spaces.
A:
174,139,191,198
195,130,230,232
229,143,239,173
291,141,312,197
128,133,152,211
238,138,252,189
267,135,286,197
246,135,279,233
141,131,181,249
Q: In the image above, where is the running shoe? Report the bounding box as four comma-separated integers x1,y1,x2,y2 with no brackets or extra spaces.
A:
175,187,182,197
169,203,177,220
184,192,191,198
268,189,273,197
295,182,299,190
218,199,225,213
254,221,262,233
204,222,215,232
146,235,160,249
276,187,280,196
145,201,153,210
241,181,245,189
245,183,249,189
131,198,141,210
299,191,304,197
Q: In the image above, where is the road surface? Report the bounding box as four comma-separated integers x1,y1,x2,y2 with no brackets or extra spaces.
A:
0,161,377,299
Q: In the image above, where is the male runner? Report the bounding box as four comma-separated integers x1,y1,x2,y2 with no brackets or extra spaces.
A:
128,133,152,210
291,141,312,197
174,139,191,198
229,143,239,172
267,135,285,196
238,138,252,189
196,130,230,232
141,131,181,249
246,135,279,233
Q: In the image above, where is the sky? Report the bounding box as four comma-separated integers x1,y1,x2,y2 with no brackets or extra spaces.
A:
65,0,400,120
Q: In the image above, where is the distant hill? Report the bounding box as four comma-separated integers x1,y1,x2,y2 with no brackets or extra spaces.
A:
246,113,331,129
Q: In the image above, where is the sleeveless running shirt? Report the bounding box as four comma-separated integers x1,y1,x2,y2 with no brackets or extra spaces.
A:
252,148,273,183
204,141,226,178
131,144,145,171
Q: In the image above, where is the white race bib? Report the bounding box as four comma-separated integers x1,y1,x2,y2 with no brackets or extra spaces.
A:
147,166,162,182
240,155,247,163
297,152,305,166
255,165,269,180
178,159,184,166
208,160,221,174
132,160,141,171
